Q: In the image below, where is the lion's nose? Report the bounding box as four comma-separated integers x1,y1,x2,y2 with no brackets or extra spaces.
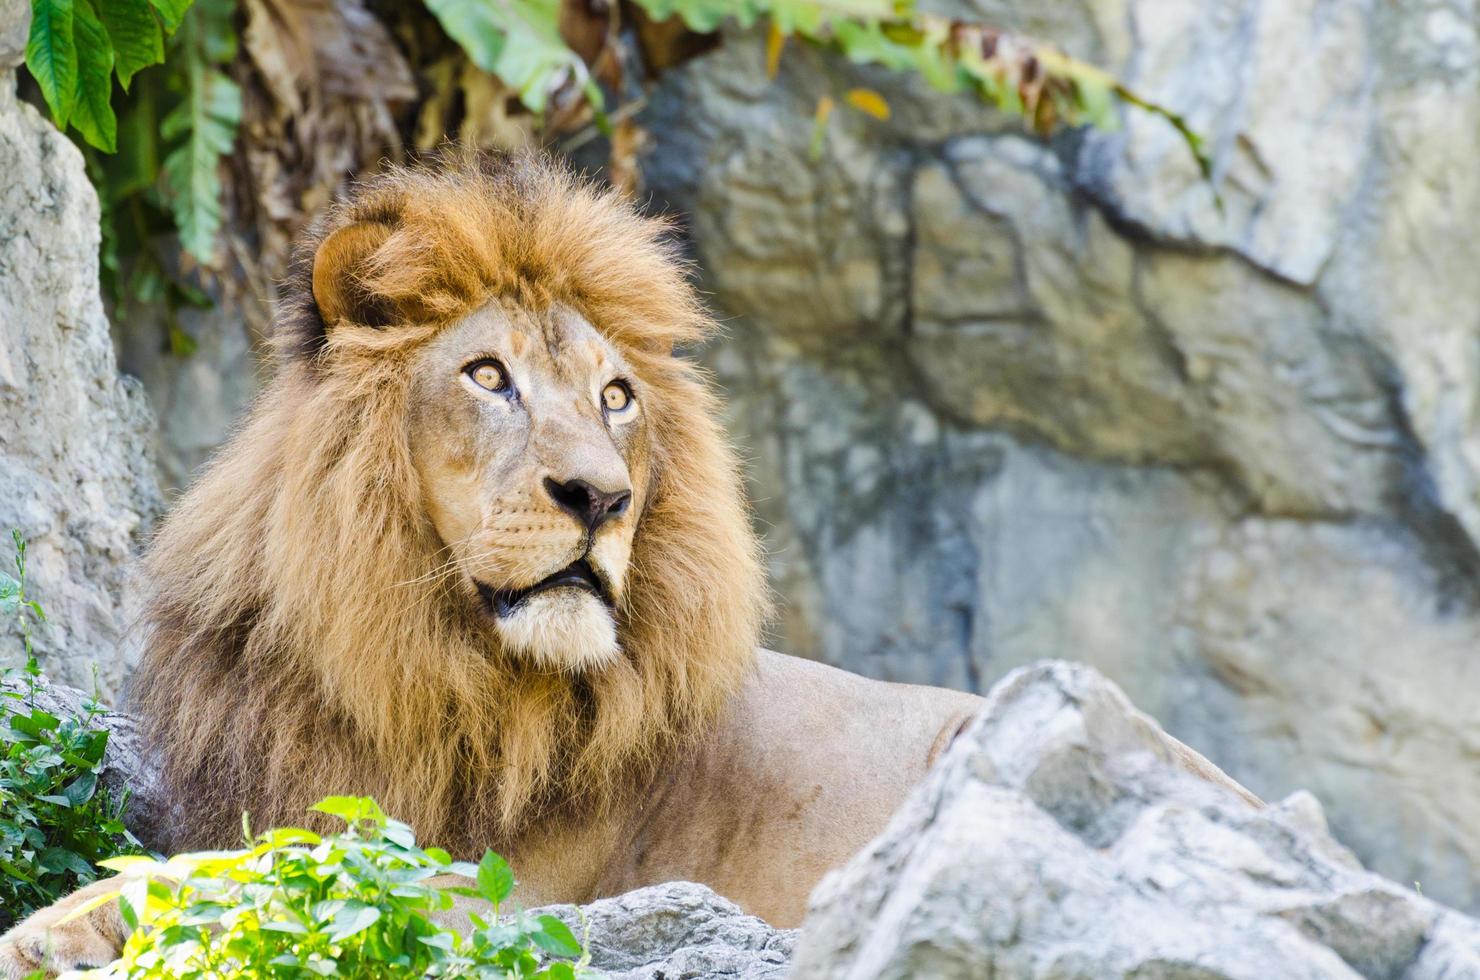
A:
544,477,632,534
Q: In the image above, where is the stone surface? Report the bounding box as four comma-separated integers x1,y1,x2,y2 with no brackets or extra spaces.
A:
110,297,264,493
0,70,161,698
535,882,793,980
791,661,1480,980
638,0,1480,913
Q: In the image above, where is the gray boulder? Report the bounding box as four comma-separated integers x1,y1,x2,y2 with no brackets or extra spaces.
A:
535,882,793,980
0,0,161,698
791,661,1480,979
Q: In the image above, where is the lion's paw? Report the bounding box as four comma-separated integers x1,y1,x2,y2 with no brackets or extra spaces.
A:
0,879,128,979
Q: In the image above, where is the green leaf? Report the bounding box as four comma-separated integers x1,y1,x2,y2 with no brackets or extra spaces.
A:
37,846,93,876
0,571,19,616
66,0,115,152
98,0,163,89
309,796,386,828
147,0,190,33
530,914,582,959
423,0,586,115
327,900,381,941
116,891,138,930
11,709,62,739
160,63,239,262
62,771,98,807
475,850,514,905
26,0,77,127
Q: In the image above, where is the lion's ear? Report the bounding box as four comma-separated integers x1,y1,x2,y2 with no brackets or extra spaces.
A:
312,220,397,328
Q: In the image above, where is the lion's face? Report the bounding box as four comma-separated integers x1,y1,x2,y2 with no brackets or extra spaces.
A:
407,299,652,670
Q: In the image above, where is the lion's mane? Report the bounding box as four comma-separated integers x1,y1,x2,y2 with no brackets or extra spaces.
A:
130,152,767,854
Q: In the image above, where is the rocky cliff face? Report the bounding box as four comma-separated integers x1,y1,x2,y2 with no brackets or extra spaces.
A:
639,0,1480,913
0,2,161,698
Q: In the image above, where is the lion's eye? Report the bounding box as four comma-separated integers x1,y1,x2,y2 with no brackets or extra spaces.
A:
602,380,633,413
467,360,509,392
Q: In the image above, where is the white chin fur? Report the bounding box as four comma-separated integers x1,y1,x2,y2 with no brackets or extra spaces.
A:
494,589,620,671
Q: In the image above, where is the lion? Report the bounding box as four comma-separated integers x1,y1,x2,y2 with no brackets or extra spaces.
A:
0,152,1249,976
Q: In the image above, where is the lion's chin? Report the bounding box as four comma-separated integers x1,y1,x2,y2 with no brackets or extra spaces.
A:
492,589,620,671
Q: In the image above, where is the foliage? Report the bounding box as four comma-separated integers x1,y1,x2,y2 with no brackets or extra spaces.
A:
24,0,231,354
423,0,597,116
78,796,592,978
25,0,188,153
426,0,1209,172
22,0,1204,329
0,531,141,930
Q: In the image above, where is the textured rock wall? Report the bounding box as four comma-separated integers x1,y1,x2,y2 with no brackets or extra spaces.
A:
638,0,1480,913
0,1,161,697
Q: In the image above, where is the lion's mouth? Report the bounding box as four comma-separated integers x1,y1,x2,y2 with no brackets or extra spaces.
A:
477,559,612,618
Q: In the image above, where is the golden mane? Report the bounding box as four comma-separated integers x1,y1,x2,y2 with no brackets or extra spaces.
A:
130,152,767,854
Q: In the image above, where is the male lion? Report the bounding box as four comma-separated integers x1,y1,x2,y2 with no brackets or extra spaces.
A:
0,153,1243,976
0,152,981,974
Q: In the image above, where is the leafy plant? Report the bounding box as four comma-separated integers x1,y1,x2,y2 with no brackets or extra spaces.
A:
25,0,189,153
0,531,141,930
77,796,592,978
426,0,1209,172
22,0,1208,335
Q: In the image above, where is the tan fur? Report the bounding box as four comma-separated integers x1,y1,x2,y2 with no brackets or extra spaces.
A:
132,150,766,854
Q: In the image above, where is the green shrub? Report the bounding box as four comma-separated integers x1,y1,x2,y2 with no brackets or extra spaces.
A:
78,795,590,978
0,530,142,930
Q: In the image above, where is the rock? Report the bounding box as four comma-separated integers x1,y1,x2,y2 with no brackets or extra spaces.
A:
0,65,161,697
534,882,793,980
790,661,1480,980
639,0,1480,912
111,297,264,491
0,0,26,73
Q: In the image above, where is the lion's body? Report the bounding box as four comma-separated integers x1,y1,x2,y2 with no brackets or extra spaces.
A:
567,650,982,924
0,152,983,975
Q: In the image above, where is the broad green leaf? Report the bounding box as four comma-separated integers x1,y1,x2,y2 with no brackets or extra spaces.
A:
62,770,97,807
37,846,93,875
26,0,77,127
327,900,382,941
98,854,160,873
68,0,116,152
147,0,190,33
423,0,585,115
476,850,514,905
530,914,582,959
382,817,416,848
160,64,240,262
98,0,163,88
11,708,62,738
0,570,19,615
117,891,138,930
310,795,386,827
